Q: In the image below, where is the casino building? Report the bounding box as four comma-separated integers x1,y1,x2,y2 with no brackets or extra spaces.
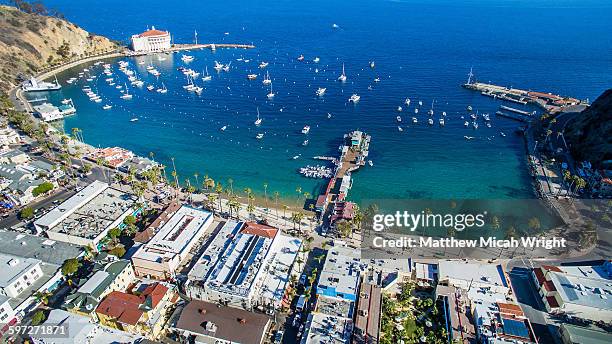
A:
131,26,171,52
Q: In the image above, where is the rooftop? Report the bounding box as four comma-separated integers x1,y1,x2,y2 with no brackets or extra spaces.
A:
438,260,508,289
172,300,270,344
0,253,40,288
35,180,137,240
548,270,612,311
301,312,352,344
561,324,612,344
133,205,213,262
0,230,82,265
317,245,365,299
96,282,169,326
38,309,143,344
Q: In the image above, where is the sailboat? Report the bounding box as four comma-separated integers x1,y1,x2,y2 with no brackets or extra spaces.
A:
120,83,132,99
254,108,262,126
316,87,326,96
202,67,212,81
262,71,271,85
220,125,227,131
157,82,168,94
338,63,347,82
267,82,275,99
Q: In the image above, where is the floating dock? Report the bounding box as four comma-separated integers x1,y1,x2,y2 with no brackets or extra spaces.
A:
495,111,529,123
500,105,534,116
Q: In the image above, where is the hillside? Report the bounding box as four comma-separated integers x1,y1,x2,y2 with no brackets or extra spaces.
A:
0,5,117,93
564,89,612,167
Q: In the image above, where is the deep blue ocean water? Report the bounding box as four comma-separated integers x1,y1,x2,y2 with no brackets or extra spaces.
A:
31,0,612,203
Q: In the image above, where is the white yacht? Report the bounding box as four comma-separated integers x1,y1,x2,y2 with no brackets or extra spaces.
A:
313,57,320,63
202,67,212,81
338,63,347,82
418,100,423,106
464,121,469,127
259,61,269,69
397,106,402,112
247,74,258,80
297,55,305,61
373,77,381,82
414,108,419,114
316,87,326,96
398,126,403,132
61,98,72,105
428,118,434,125
262,71,271,85
302,126,311,134
500,132,506,137
220,125,227,131
473,122,479,129
254,108,262,126
302,139,309,146
267,83,275,99
370,61,375,68
130,117,139,122
405,98,411,106
222,64,230,72
412,117,418,123
256,133,264,139
120,83,132,99
146,85,155,91
349,94,360,103
396,116,402,122
439,118,445,126
181,54,194,62
157,83,168,94
102,104,112,110
214,61,224,71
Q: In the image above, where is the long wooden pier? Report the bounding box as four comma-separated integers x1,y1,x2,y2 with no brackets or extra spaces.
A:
463,80,584,114
316,131,371,229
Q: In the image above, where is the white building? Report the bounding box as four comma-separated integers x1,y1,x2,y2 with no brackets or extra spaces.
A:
33,180,139,248
438,260,510,295
0,127,21,147
532,263,612,322
0,295,15,325
185,221,302,312
131,26,171,52
31,309,143,344
0,253,43,298
131,205,214,280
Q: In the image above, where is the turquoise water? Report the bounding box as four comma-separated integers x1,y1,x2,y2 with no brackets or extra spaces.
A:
33,0,612,203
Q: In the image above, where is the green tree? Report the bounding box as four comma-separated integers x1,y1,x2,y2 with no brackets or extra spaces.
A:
61,258,80,276
108,227,122,239
31,310,46,326
108,246,126,258
19,206,35,219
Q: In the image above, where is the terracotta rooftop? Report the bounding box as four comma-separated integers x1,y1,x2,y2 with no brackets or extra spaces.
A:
139,29,168,38
497,302,524,317
96,283,169,326
240,222,278,239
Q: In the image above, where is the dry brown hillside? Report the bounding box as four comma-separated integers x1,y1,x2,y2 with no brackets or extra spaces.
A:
0,5,117,93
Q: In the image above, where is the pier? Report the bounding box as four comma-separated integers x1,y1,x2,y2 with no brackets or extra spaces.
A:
462,70,585,114
315,131,371,230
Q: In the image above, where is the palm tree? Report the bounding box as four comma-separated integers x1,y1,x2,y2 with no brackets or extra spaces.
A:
295,186,302,208
263,182,269,210
273,191,280,219
206,193,218,215
194,172,200,191
228,178,234,196
215,183,224,213
282,205,289,226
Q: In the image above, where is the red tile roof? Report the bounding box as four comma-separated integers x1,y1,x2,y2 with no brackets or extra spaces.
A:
96,283,169,326
241,222,278,239
497,302,524,317
96,291,144,326
139,29,168,38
